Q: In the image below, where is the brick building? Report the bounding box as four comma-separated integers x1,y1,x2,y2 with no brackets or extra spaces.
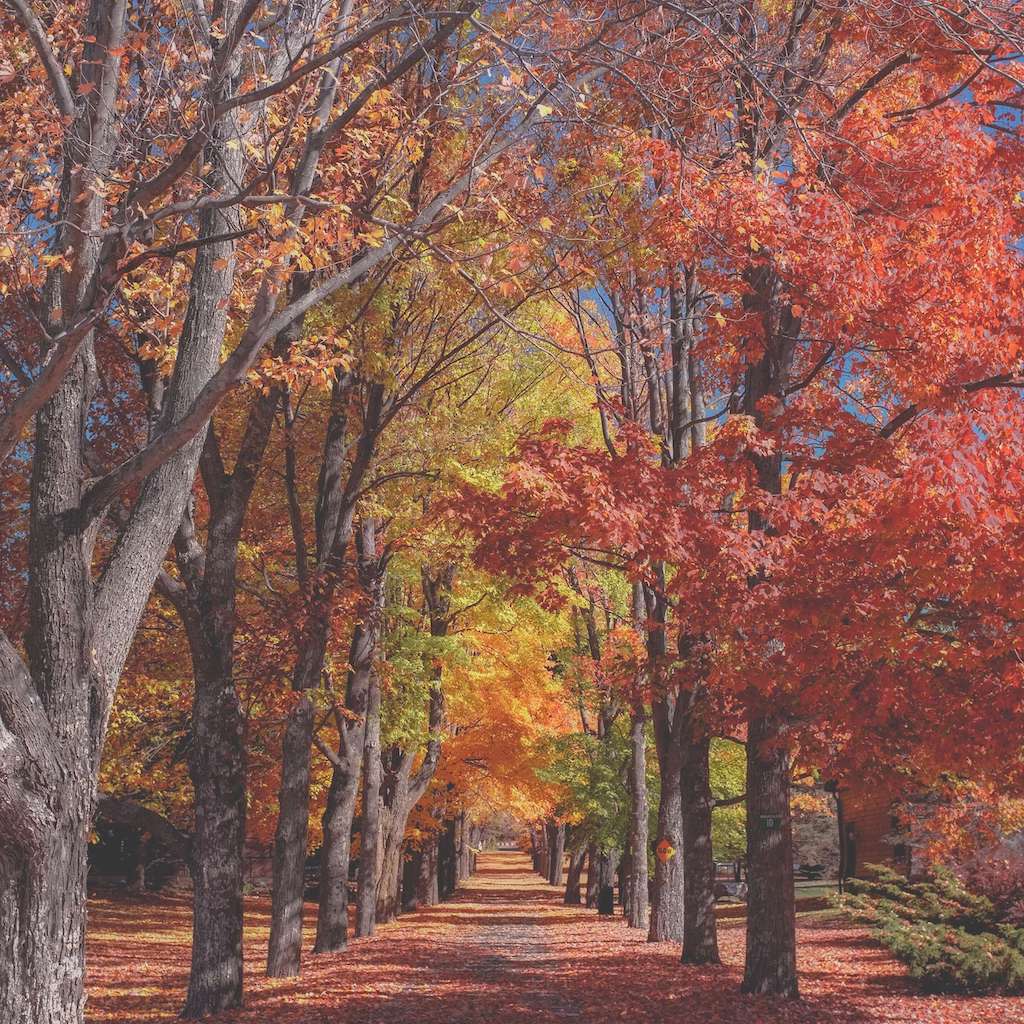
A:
837,780,913,879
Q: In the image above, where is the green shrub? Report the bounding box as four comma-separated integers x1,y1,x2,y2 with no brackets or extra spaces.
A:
834,865,1024,994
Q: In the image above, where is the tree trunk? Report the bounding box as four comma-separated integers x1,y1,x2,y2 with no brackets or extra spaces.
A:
619,853,632,916
564,847,585,904
414,836,440,906
438,818,458,899
456,813,470,881
596,849,620,916
649,697,684,942
585,844,599,907
627,704,650,930
312,616,378,954
376,825,404,925
313,522,385,953
182,657,246,1017
0,801,90,1024
313,756,360,953
269,386,383,970
266,691,316,976
372,563,450,926
680,725,719,964
741,714,798,998
356,671,382,937
546,822,565,886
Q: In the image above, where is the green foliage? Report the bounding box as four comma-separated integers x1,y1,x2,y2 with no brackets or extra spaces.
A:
380,611,466,750
835,865,1024,994
710,739,746,860
538,723,634,853
539,724,747,866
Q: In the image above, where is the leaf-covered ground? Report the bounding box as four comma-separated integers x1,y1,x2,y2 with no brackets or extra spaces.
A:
86,852,1024,1022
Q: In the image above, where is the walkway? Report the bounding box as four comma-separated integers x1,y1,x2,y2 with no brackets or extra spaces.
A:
86,851,1021,1023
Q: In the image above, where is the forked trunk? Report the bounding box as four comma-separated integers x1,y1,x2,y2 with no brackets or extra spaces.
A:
741,714,797,998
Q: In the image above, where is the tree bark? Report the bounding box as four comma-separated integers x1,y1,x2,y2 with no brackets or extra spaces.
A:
627,704,650,930
585,843,599,908
680,724,720,964
564,847,585,904
314,750,360,953
182,652,246,1017
649,696,684,942
596,849,620,915
356,670,383,936
265,684,317,976
438,818,458,899
0,800,90,1024
413,836,440,907
312,608,379,954
741,714,798,997
268,387,382,973
375,808,405,925
458,813,473,881
546,821,565,886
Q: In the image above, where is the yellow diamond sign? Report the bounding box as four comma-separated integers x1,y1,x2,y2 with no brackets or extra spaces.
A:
656,838,676,863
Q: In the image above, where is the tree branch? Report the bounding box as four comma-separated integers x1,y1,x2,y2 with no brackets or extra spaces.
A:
4,0,76,117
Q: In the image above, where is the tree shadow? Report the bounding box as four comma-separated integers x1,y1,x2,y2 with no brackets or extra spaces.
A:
85,850,1002,1024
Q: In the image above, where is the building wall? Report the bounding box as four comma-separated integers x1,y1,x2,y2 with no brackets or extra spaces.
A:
840,782,910,878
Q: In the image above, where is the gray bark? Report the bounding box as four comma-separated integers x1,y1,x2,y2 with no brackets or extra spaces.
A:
312,537,384,953
564,846,585,905
546,821,565,886
680,724,719,964
627,704,650,930
356,668,383,936
742,714,797,996
738,265,800,996
269,386,384,972
648,694,684,942
585,843,599,908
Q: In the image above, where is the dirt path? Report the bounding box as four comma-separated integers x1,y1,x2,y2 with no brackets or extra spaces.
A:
87,851,1024,1023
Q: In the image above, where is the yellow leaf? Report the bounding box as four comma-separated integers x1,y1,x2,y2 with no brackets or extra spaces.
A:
536,103,553,118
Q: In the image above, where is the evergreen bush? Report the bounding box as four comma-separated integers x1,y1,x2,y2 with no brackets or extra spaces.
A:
835,865,1024,994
